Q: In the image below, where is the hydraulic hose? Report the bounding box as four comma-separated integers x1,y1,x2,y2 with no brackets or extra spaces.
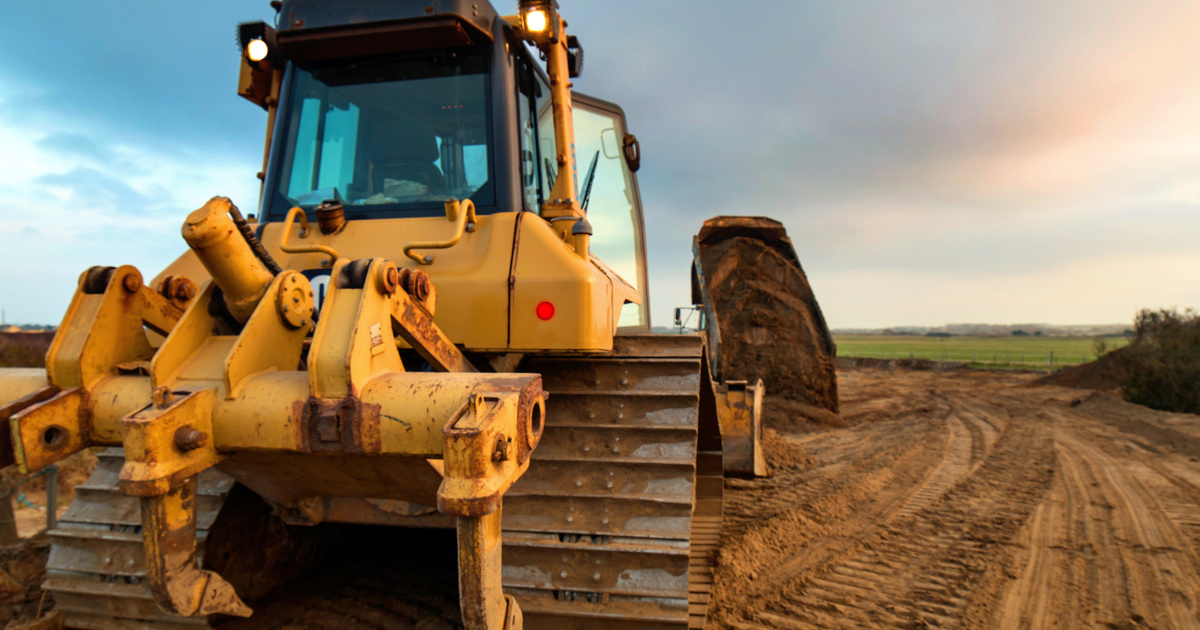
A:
227,204,283,276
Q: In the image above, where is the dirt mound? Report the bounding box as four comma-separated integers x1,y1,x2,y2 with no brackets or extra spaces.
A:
761,395,847,434
0,533,52,627
1038,348,1127,390
697,230,838,412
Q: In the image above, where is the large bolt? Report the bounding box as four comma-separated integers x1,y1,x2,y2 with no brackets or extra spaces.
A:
379,263,400,296
405,270,433,302
122,271,143,293
492,434,511,463
174,426,208,452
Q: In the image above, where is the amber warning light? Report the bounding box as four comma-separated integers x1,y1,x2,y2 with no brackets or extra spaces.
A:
536,301,555,321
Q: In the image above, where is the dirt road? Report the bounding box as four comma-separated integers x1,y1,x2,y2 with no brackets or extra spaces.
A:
709,367,1200,629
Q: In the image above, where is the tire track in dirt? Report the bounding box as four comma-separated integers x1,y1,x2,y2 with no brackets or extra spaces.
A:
746,406,1055,629
979,400,1200,630
710,390,957,627
715,376,1053,630
716,369,1200,629
1056,428,1200,628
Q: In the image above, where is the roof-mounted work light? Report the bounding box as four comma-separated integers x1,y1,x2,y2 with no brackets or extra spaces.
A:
236,20,281,110
517,0,560,43
237,21,280,66
246,38,270,62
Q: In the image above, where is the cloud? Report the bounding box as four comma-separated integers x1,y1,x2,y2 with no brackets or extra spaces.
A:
34,132,115,163
1,1,1199,330
0,71,261,324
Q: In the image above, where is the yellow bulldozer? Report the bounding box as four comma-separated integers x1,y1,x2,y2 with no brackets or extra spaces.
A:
0,1,768,628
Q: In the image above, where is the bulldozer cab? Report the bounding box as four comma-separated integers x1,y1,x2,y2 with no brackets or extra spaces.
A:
250,4,651,334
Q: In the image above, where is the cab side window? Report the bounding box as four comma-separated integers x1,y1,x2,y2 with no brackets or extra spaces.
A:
517,56,556,212
572,103,648,329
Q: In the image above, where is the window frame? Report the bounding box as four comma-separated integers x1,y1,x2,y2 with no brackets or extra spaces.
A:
261,48,498,222
571,93,652,333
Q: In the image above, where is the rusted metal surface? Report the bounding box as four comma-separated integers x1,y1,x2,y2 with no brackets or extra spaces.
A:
314,199,346,235
158,275,199,310
11,388,89,474
119,389,222,497
138,476,250,617
0,385,58,469
458,510,523,630
439,382,544,518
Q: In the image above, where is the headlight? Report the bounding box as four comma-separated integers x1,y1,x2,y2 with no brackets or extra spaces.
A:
524,9,548,33
246,38,270,62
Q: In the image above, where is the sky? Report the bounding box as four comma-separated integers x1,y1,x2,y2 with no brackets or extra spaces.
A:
1,1,1199,329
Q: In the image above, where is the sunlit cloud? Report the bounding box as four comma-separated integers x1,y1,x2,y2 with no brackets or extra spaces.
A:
0,74,260,324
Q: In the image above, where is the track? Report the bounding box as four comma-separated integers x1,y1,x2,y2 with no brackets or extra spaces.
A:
44,449,234,629
40,335,724,630
711,368,1200,630
504,334,722,629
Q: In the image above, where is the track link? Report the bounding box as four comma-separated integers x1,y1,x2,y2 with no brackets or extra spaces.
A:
504,335,723,629
45,449,234,629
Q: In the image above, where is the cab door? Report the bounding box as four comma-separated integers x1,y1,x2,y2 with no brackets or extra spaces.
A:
570,94,651,331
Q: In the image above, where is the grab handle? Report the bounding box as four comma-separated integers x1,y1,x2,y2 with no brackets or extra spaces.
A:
404,199,477,265
279,207,339,268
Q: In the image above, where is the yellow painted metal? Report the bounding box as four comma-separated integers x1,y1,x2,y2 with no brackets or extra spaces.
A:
9,263,192,473
222,271,314,398
405,199,479,265
261,215,514,349
150,281,218,389
279,206,338,267
9,388,85,474
120,389,223,497
182,198,274,322
308,259,404,399
140,476,251,617
7,370,537,463
509,217,613,351
46,265,181,391
174,212,631,352
89,376,153,443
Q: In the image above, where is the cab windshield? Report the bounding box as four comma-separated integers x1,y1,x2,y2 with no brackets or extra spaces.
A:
267,50,493,217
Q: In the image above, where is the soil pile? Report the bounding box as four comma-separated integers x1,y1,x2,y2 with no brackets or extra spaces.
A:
697,224,838,412
1037,348,1127,391
0,533,53,628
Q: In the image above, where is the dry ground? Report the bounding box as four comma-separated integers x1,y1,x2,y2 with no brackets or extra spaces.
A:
5,366,1200,629
710,367,1200,629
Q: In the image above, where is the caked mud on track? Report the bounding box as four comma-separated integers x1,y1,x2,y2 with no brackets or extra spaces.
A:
711,368,1200,630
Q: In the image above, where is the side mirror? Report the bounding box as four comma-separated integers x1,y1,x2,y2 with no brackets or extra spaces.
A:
567,35,584,78
622,133,641,172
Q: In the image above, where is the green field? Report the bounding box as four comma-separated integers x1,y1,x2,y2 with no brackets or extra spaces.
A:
833,335,1129,369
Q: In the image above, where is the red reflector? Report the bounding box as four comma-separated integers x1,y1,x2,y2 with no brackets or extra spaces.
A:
536,301,555,321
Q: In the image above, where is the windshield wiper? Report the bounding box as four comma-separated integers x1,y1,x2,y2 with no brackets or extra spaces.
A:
580,150,600,211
